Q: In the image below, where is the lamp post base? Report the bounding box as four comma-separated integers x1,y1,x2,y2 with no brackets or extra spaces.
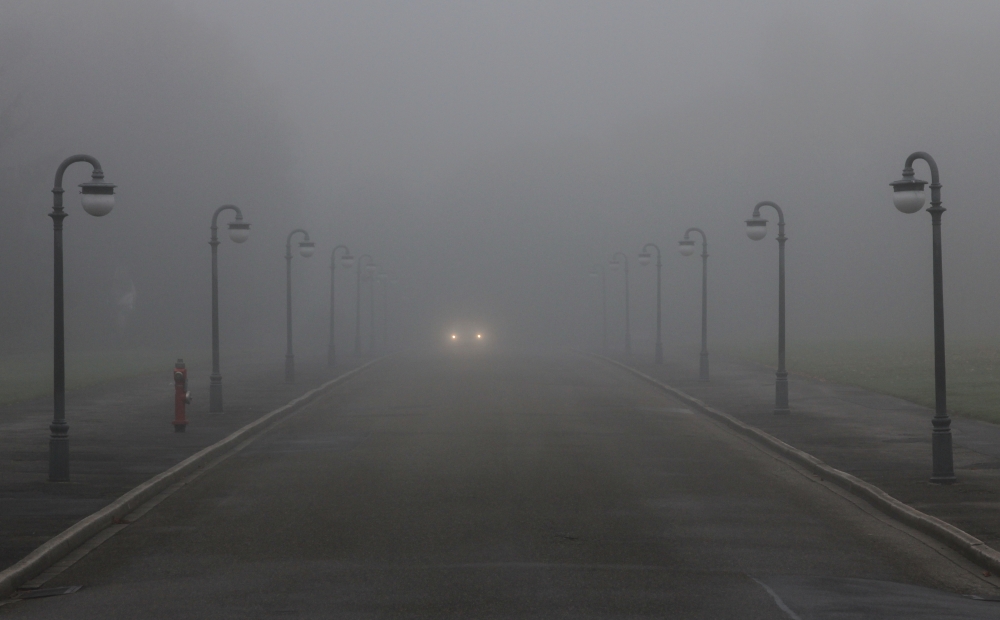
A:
48,433,69,482
930,421,956,484
285,354,295,384
774,371,790,415
209,375,223,413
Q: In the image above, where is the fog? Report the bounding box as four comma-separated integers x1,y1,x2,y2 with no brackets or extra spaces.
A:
4,0,1000,359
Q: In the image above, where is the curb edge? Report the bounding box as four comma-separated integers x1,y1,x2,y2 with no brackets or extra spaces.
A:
0,357,383,598
588,352,1000,575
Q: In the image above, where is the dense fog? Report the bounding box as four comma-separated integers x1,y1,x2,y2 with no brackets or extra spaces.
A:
3,0,1000,360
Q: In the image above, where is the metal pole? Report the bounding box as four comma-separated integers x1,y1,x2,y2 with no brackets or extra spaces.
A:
749,202,789,414
601,268,608,352
49,155,106,482
354,255,373,355
699,236,709,381
284,229,309,383
642,243,663,364
209,205,243,413
369,274,375,353
900,152,954,483
328,245,349,367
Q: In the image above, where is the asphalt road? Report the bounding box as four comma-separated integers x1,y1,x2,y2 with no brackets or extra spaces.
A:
4,350,1000,618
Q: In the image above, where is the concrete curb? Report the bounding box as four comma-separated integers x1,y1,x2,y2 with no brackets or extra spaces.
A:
0,358,383,599
589,352,1000,575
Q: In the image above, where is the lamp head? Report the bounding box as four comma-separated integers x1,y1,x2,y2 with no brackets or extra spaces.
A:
365,263,377,274
609,259,620,272
79,178,116,217
227,220,250,243
637,252,652,267
745,215,768,241
340,253,355,269
298,240,316,258
678,239,696,256
891,170,928,214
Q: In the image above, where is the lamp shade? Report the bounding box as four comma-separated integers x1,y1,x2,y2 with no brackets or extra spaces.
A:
366,264,377,274
609,260,620,272
298,241,316,258
678,239,696,256
79,180,116,216
340,253,355,269
746,216,768,241
890,176,927,214
228,220,250,243
638,252,652,266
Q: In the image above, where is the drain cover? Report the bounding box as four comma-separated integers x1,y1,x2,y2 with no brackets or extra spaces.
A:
18,586,81,599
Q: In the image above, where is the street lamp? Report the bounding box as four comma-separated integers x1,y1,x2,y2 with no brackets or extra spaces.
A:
284,229,314,383
891,151,955,484
326,245,354,367
746,201,789,415
588,265,608,352
209,205,251,414
377,271,389,351
679,228,710,381
328,245,354,367
609,251,631,355
48,155,116,482
638,243,663,364
354,255,375,355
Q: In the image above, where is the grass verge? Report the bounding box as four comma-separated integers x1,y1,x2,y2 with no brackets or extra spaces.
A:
726,340,1000,424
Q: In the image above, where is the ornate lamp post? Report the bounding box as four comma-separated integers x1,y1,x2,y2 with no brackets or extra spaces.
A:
891,151,955,484
679,228,710,381
328,245,354,366
746,201,789,415
354,255,375,355
48,155,116,482
588,265,608,352
637,243,663,364
209,205,251,413
609,252,631,355
284,229,315,383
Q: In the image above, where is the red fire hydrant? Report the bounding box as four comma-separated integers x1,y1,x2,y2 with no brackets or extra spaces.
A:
173,359,191,432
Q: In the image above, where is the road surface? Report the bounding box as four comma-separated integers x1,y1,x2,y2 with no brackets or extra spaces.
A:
3,350,999,618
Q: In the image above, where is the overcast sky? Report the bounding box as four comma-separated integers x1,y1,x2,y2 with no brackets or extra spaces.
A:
5,0,1000,358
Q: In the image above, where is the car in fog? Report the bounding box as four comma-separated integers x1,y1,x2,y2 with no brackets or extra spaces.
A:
446,326,488,346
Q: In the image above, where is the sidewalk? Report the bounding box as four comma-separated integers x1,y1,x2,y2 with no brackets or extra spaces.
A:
614,350,1000,550
0,351,370,571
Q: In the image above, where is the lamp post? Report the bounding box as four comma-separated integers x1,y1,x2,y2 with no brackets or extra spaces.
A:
377,272,389,351
609,252,631,355
638,243,663,364
891,151,955,484
588,265,608,352
328,245,355,367
48,155,116,482
679,228,710,381
354,255,375,355
746,201,789,415
209,205,251,414
284,229,315,383
368,266,378,353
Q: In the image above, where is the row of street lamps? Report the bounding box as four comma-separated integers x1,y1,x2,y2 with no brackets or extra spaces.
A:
594,230,710,380
45,154,389,481
593,150,953,484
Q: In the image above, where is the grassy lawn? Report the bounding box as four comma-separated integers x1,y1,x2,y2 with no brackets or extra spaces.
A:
726,340,1000,424
0,349,211,406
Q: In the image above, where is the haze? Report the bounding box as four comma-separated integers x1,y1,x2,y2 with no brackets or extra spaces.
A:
3,0,1000,357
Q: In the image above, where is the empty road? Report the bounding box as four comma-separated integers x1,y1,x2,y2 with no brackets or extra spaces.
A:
3,350,999,618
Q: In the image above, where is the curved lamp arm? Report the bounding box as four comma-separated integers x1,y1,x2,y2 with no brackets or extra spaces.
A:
331,244,351,268
285,229,311,259
210,205,245,244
